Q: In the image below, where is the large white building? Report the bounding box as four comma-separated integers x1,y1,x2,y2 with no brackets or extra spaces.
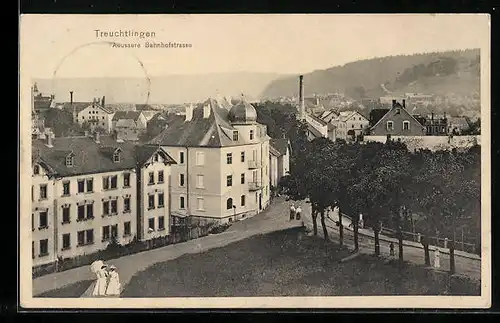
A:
149,97,272,224
31,133,176,269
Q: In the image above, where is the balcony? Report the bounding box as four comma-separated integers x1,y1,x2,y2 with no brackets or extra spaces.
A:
248,181,263,191
247,160,262,169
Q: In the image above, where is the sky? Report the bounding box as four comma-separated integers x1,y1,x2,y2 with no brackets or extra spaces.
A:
20,14,489,78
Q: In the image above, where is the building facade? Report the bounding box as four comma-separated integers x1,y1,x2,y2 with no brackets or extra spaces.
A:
369,100,426,136
74,97,114,133
149,97,271,224
269,138,291,189
31,133,176,269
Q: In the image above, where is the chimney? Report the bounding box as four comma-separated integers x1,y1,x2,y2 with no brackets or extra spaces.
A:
392,99,396,107
402,99,406,108
185,104,193,122
94,131,100,143
46,132,53,147
431,112,434,121
203,103,211,119
101,96,106,108
70,91,74,105
299,75,305,120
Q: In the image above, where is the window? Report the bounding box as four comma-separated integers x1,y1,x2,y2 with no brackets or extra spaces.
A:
39,184,47,199
110,175,117,189
78,205,85,220
77,180,84,193
352,124,354,128
179,151,185,164
111,200,118,214
179,174,185,187
31,214,34,231
241,195,246,206
153,153,159,162
226,175,233,187
241,173,245,184
113,151,120,163
158,216,165,230
62,233,70,250
226,198,233,210
250,130,254,140
77,231,85,246
62,206,70,224
403,121,410,131
39,239,48,256
148,195,155,209
111,224,118,238
103,176,109,190
32,186,34,202
196,174,204,188
124,221,131,236
39,211,48,228
148,172,155,185
62,181,70,196
86,178,93,192
86,229,94,244
124,197,131,212
158,170,164,183
386,121,394,131
33,165,40,175
65,156,74,167
148,218,155,231
233,131,239,141
158,193,164,208
197,197,204,210
102,226,110,241
32,241,35,259
196,151,205,165
180,196,185,209
123,173,130,187
226,153,232,164
241,151,245,162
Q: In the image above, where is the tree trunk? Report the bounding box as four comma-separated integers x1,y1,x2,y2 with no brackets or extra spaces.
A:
374,221,380,256
398,226,404,265
338,207,344,248
320,209,329,241
353,214,359,251
450,215,456,274
312,209,318,236
422,235,431,266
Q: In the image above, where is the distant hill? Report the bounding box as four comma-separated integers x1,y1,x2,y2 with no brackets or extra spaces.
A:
261,49,480,101
34,72,286,105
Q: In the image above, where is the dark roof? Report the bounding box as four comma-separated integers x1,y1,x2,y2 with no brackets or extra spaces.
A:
369,108,390,126
112,111,143,121
327,123,336,131
60,102,93,114
34,96,52,110
270,138,289,156
32,136,176,177
228,100,258,124
308,114,328,126
307,125,323,138
135,145,177,166
148,98,269,148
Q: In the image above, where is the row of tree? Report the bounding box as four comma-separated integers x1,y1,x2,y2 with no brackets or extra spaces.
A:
280,121,481,272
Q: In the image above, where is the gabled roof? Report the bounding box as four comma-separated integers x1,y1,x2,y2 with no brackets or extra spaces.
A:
327,123,336,131
370,102,426,131
60,102,93,114
115,119,139,128
307,114,328,126
112,111,143,121
307,125,324,139
148,98,270,148
32,136,176,177
270,138,289,157
78,102,114,115
135,145,177,166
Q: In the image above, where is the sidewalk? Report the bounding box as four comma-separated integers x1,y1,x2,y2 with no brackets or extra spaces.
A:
302,204,481,280
33,198,302,296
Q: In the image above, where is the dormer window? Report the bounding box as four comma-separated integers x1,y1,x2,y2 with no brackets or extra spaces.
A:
233,131,239,141
33,165,40,175
65,155,74,167
113,151,121,163
153,153,159,162
249,130,254,140
396,108,401,115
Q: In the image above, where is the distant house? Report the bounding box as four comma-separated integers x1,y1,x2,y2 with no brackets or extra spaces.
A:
319,109,339,124
74,97,115,133
448,116,470,135
269,138,291,189
146,113,171,139
369,100,426,136
305,113,328,140
112,111,148,141
32,83,55,113
330,110,369,141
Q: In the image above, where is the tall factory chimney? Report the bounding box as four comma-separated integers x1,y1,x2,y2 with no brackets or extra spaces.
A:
299,75,305,121
70,91,76,123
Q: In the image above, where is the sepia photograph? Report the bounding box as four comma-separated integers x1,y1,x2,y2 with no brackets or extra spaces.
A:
19,14,490,309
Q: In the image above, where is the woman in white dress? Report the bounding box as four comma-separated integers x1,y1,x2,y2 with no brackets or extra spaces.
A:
92,265,109,296
434,248,441,269
105,265,121,296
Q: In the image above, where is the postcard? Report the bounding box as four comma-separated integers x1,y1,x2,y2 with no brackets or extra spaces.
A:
19,14,491,309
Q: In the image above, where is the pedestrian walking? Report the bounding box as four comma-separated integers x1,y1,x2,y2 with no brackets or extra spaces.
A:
289,204,296,221
295,205,302,221
434,247,441,269
389,242,395,256
105,265,121,297
92,264,109,297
